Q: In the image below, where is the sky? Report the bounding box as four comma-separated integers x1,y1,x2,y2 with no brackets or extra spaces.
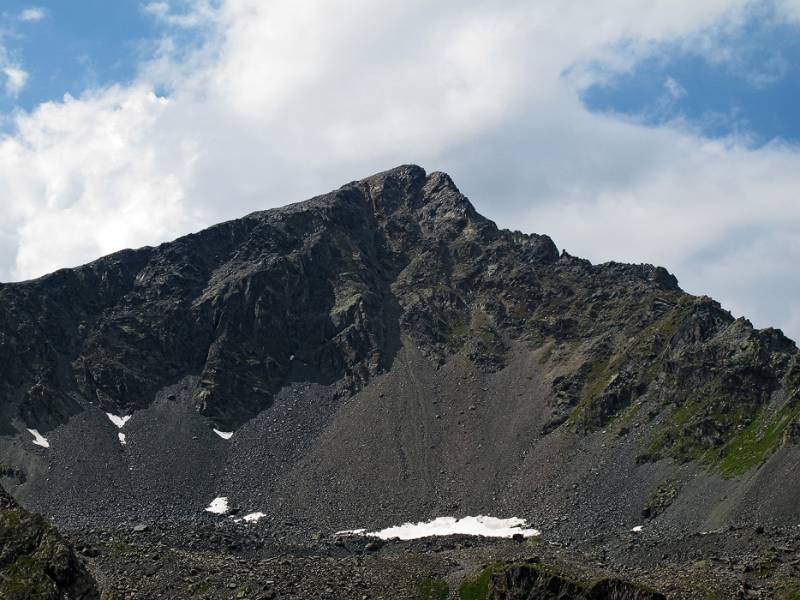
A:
0,1,799,342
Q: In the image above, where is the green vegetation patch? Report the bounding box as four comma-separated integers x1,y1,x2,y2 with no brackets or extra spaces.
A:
644,480,680,517
646,393,751,464
417,576,449,600
188,581,210,596
103,540,145,557
459,560,664,600
777,581,800,600
0,554,58,598
444,317,470,351
537,342,555,365
0,508,68,600
717,401,800,478
459,562,504,600
566,355,616,428
568,306,692,431
647,391,800,478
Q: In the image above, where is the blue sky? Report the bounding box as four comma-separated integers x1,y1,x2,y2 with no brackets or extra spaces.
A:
0,1,212,115
0,1,799,342
582,12,800,146
0,2,155,112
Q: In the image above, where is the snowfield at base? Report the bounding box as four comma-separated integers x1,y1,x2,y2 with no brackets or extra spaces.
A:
364,516,541,540
213,429,233,440
631,525,643,533
205,497,229,514
26,428,50,448
118,432,127,445
106,413,131,428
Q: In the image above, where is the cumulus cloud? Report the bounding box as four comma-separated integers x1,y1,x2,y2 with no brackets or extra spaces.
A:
1,0,799,341
0,87,200,278
19,7,48,22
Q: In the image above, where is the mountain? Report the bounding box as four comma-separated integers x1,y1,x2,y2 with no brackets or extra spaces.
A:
1,165,800,598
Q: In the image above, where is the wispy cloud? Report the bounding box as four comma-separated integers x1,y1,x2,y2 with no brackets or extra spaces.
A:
143,1,215,28
3,65,28,94
0,43,28,96
664,76,687,99
19,7,48,22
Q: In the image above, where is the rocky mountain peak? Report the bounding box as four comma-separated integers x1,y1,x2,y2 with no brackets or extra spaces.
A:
1,165,799,543
2,166,800,599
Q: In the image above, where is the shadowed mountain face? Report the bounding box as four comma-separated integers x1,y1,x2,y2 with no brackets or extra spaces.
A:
0,165,798,538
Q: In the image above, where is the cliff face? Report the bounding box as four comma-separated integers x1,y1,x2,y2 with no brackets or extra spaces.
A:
0,167,500,433
0,165,798,533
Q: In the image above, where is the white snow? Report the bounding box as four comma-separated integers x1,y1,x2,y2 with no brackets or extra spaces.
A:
335,529,367,536
106,413,131,428
241,512,266,523
213,429,233,440
118,432,127,445
631,525,643,533
232,511,266,524
26,428,50,448
366,516,541,540
205,497,229,514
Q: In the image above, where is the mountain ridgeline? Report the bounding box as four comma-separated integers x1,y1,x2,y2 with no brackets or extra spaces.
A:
1,164,799,536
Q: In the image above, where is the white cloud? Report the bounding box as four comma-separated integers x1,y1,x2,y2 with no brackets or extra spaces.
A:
775,0,800,21
0,87,200,278
0,39,28,96
2,65,28,95
664,76,687,99
20,7,48,22
1,0,800,342
143,0,215,28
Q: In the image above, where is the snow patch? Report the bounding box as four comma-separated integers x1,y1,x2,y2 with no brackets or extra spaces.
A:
367,516,541,540
26,428,49,448
631,525,643,533
205,497,229,514
106,413,131,428
213,429,233,440
118,432,127,445
335,528,367,536
241,512,266,523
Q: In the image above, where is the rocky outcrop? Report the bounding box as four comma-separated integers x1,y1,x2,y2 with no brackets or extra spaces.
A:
0,485,98,599
458,560,665,599
0,484,16,508
486,562,665,599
